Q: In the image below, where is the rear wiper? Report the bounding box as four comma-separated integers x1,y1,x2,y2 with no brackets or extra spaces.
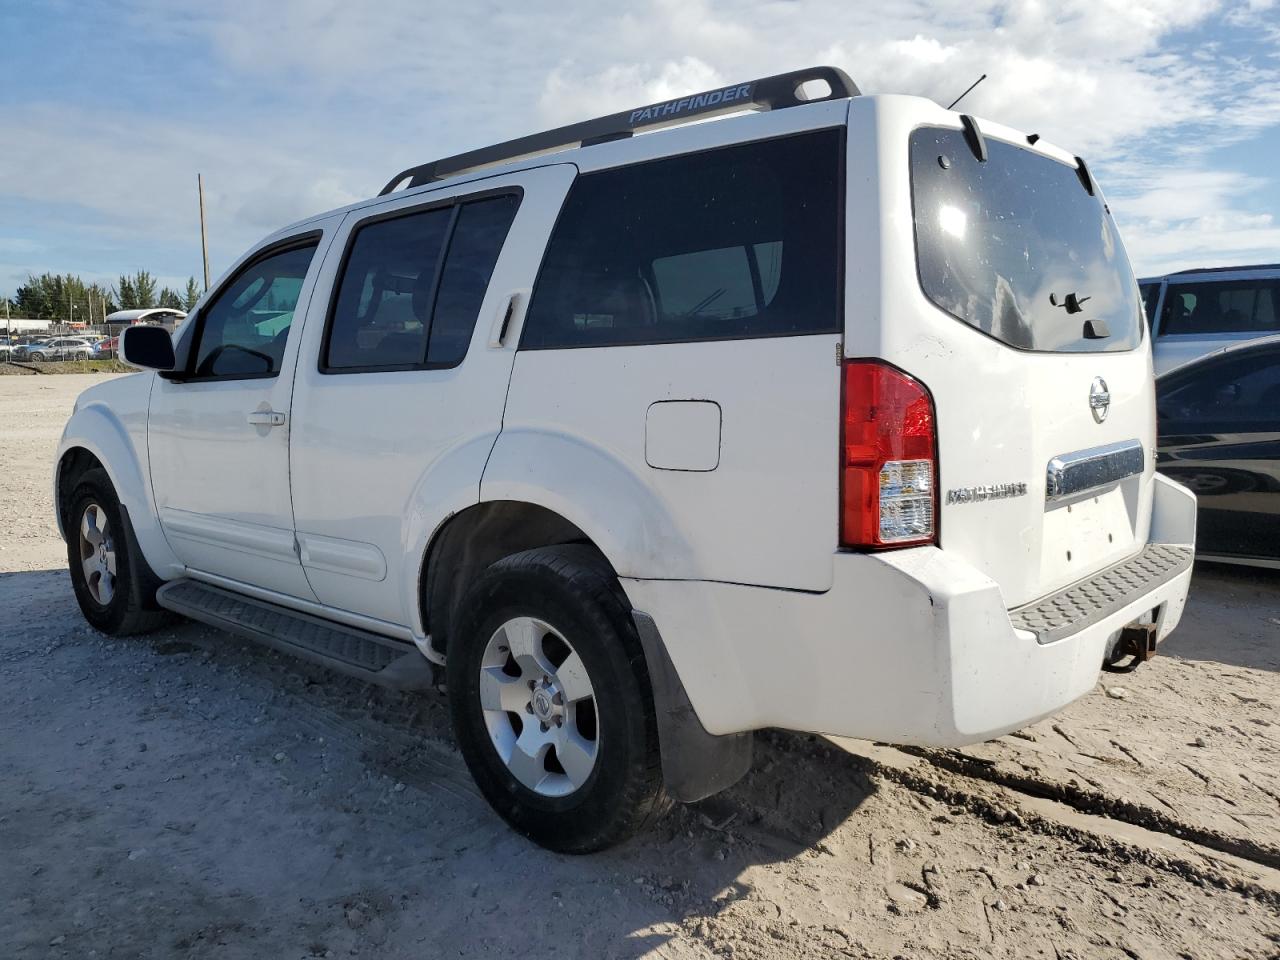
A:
1049,291,1091,314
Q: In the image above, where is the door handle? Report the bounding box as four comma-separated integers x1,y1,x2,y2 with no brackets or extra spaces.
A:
488,289,528,347
247,410,287,427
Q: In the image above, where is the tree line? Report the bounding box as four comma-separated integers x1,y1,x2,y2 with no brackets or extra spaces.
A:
3,271,202,322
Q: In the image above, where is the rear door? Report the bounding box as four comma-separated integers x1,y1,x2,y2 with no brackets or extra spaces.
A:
288,166,575,624
866,106,1156,609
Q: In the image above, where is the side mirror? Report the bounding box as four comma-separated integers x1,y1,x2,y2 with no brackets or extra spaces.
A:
120,325,176,372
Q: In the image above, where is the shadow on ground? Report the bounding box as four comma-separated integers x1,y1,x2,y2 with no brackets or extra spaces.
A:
1161,562,1280,673
0,568,873,959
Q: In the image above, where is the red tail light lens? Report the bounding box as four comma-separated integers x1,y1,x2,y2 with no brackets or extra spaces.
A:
840,361,938,548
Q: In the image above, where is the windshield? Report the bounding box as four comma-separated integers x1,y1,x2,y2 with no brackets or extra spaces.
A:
911,126,1142,353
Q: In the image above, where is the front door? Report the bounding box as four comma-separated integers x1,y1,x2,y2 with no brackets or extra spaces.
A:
148,230,332,598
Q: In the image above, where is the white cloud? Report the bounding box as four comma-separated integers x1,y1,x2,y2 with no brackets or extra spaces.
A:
2,0,1277,287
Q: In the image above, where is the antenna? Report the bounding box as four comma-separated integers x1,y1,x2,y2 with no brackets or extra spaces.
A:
946,73,987,111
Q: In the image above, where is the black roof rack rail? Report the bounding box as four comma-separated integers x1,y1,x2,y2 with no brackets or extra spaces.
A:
1168,263,1280,276
379,65,859,196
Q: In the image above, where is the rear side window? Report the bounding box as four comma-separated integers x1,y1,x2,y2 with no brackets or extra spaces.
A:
323,194,520,371
911,127,1142,353
1158,280,1280,337
520,129,843,349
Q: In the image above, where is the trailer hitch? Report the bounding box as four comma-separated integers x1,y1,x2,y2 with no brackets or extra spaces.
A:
1103,623,1158,673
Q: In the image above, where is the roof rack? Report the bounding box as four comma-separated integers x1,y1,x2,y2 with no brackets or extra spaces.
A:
379,65,859,196
1169,263,1280,276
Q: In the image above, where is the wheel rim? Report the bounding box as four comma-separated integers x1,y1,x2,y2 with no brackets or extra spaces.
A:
78,503,117,605
479,616,599,798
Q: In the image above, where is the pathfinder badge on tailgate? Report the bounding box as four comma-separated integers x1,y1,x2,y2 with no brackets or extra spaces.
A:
945,482,1028,505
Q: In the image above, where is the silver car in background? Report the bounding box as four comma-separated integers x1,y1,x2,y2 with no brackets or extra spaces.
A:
1140,263,1280,375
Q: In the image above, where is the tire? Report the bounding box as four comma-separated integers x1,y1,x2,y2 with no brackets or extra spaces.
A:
447,545,668,853
66,468,170,636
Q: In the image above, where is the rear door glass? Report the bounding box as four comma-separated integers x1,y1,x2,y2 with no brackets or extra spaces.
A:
1158,279,1280,337
324,194,520,371
911,127,1142,353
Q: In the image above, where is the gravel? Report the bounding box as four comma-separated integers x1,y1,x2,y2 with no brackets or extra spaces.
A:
2,373,1277,959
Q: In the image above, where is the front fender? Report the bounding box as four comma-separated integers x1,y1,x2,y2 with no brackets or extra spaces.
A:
56,397,183,579
479,427,697,580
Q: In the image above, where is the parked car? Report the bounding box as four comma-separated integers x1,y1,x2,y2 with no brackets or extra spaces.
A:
1156,335,1280,568
55,66,1196,852
93,335,120,357
11,336,50,359
0,338,11,358
29,337,95,361
1139,263,1280,375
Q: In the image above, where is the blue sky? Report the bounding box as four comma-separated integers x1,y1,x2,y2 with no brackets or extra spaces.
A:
1,0,1278,303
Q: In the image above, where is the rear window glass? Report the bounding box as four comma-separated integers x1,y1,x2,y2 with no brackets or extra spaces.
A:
911,127,1142,353
520,129,843,349
1158,279,1280,337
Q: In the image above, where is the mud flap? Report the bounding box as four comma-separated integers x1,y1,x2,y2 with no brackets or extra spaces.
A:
631,610,753,802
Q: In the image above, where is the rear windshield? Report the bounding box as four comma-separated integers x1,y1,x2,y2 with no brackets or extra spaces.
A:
1157,279,1280,337
911,127,1142,353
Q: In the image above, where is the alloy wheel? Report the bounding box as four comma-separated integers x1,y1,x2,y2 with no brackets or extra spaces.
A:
478,616,599,797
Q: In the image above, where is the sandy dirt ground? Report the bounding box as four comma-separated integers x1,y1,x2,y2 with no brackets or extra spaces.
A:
1,373,1277,959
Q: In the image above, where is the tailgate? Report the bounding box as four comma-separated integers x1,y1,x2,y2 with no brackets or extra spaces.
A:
849,101,1156,608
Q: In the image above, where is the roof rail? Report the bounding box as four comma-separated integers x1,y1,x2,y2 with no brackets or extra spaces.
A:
379,65,859,196
1169,263,1280,276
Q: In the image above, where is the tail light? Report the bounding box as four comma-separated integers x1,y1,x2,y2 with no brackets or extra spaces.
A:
840,360,938,548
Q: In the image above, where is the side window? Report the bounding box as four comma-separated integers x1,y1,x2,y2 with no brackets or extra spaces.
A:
520,130,843,350
324,194,519,371
1159,348,1280,425
325,208,452,370
1159,280,1280,337
191,242,318,378
428,195,521,366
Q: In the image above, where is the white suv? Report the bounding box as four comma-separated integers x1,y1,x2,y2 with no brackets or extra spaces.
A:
56,67,1196,852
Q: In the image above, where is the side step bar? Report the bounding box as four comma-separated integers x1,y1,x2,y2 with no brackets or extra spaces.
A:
156,580,434,689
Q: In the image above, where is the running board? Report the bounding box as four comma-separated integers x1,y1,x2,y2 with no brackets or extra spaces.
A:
155,579,433,689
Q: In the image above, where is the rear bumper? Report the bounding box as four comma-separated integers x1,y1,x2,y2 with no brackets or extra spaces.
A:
622,474,1197,746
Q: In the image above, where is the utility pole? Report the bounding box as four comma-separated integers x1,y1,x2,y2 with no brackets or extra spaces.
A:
198,173,211,292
